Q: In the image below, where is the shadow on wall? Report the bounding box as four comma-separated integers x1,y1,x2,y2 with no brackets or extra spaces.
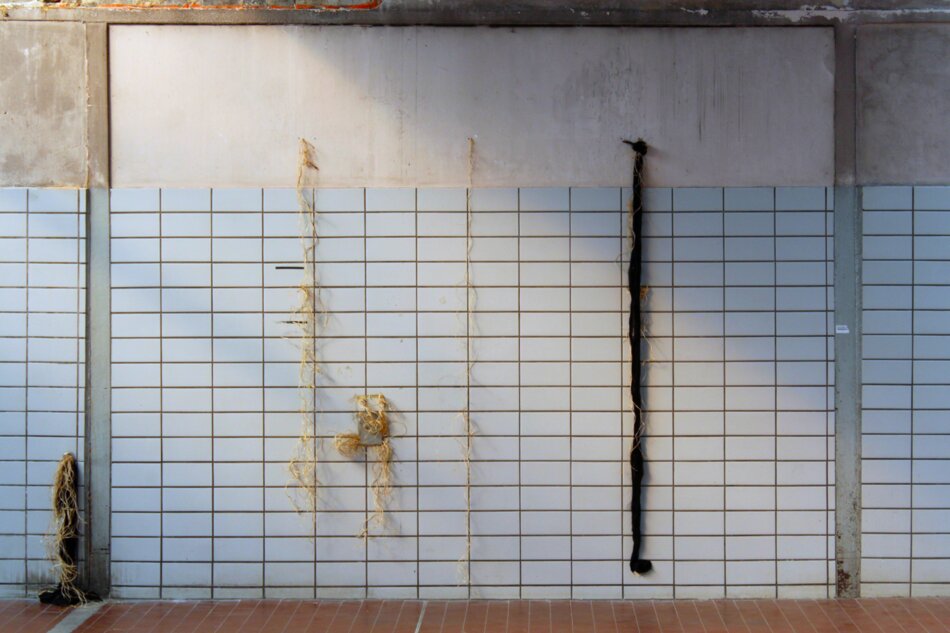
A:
108,26,834,188
102,184,832,584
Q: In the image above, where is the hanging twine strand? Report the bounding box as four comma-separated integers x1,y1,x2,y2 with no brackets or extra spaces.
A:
456,137,478,589
359,395,394,535
287,139,322,516
48,454,81,603
624,138,653,575
334,394,395,539
40,453,97,606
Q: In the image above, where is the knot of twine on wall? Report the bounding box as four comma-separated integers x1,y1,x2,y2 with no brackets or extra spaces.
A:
334,394,395,538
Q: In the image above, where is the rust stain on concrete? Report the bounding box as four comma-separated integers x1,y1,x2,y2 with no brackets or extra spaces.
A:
32,0,381,10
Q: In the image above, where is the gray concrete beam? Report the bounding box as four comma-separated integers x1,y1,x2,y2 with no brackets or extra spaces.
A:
0,22,87,186
833,185,862,598
14,0,950,11
83,23,111,598
833,22,862,599
2,3,950,25
857,25,950,185
85,23,109,190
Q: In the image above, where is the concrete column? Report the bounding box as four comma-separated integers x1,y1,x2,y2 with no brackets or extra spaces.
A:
84,22,112,598
833,23,862,599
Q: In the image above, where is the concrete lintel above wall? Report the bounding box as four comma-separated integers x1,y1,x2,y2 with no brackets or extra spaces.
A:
3,2,950,27
110,26,834,188
857,24,950,185
0,22,88,187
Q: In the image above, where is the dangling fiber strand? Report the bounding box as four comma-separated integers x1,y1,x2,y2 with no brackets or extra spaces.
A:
39,453,98,606
333,433,362,458
333,394,395,538
456,137,478,587
367,437,394,533
358,394,394,534
624,138,653,575
287,139,323,516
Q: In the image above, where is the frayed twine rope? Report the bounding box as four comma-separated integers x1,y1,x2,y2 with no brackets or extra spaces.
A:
623,138,653,575
287,138,323,517
333,433,362,458
42,453,87,606
455,137,478,590
356,393,390,437
334,394,395,539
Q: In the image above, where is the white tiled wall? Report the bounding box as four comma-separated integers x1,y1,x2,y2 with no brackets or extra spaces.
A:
0,189,86,597
18,185,950,599
862,185,950,597
107,186,835,599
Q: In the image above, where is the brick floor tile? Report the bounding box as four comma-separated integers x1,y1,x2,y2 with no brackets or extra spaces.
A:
418,601,447,633
590,600,617,633
507,600,530,633
3,597,949,632
528,600,552,633
485,601,510,633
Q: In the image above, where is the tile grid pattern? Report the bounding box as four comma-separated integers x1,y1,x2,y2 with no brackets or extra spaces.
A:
861,186,950,597
106,186,835,600
641,187,835,599
0,189,86,597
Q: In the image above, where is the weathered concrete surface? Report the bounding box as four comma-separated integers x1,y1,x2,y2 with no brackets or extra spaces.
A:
857,24,950,184
3,1,950,26
0,22,87,187
111,26,834,187
6,1,948,9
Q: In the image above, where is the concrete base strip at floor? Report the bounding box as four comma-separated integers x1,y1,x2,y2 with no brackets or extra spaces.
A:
0,598,948,632
46,602,104,633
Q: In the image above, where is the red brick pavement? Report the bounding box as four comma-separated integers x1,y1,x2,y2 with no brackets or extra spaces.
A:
2,597,949,632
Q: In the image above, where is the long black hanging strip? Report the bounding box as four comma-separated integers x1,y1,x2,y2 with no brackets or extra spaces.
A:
623,138,653,575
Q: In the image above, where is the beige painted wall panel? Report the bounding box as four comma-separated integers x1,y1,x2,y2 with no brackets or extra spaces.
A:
0,23,87,187
110,25,834,187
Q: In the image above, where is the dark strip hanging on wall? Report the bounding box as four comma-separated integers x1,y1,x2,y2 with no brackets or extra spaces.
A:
624,138,652,575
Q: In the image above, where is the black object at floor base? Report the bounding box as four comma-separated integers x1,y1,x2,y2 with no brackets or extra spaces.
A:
630,558,653,575
38,585,100,607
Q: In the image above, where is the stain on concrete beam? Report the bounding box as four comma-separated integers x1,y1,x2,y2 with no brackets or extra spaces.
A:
2,1,950,24
0,22,86,187
2,0,382,9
